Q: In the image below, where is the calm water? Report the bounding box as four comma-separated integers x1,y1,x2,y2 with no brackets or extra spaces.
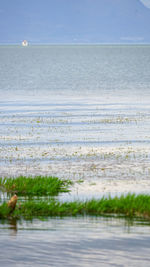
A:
1,216,150,267
0,45,150,265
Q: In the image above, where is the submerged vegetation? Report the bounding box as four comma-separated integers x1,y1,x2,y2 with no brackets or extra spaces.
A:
0,176,72,196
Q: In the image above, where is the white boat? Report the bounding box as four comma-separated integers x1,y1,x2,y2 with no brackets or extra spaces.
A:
22,40,28,46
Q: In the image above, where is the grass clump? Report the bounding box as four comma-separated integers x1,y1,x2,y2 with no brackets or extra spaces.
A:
0,203,11,219
0,176,72,196
0,193,150,220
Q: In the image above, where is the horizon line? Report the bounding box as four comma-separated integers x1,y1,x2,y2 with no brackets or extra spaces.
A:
0,42,150,46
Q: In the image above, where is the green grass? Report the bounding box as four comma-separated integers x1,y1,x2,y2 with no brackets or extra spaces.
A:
1,194,150,220
0,203,11,218
0,176,72,196
1,176,150,220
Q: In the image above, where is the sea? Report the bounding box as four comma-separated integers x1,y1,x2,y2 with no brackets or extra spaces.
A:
0,45,150,266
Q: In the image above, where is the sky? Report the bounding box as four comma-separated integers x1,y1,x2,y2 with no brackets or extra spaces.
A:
0,0,150,44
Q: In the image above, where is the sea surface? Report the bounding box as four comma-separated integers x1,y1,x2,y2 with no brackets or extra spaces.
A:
0,45,150,266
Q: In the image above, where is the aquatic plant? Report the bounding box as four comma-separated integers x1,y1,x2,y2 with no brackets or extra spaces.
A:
0,176,72,196
0,203,11,218
1,193,150,220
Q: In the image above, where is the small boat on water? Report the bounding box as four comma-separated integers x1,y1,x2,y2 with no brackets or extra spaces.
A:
22,40,28,46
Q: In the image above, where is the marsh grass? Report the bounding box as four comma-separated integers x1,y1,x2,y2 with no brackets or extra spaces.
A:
1,193,150,220
0,176,72,196
1,176,150,220
0,203,12,218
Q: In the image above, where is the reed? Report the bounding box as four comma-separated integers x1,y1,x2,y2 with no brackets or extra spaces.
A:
0,176,72,196
1,193,150,220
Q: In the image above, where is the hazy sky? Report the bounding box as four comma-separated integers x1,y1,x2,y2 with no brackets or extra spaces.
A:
0,0,150,44
140,0,150,8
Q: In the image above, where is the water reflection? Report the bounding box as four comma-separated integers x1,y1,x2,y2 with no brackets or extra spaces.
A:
8,218,17,236
1,216,150,266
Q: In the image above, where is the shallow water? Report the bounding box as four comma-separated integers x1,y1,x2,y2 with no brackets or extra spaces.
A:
1,45,150,265
1,216,150,267
1,97,150,198
0,46,150,192
0,46,150,196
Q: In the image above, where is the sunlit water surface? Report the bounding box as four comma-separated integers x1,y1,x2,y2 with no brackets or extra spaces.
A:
0,45,150,266
0,45,150,197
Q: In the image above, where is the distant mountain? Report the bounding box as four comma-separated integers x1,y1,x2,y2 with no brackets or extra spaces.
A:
0,0,150,43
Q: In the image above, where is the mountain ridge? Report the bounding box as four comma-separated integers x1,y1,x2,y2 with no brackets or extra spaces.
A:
0,0,150,43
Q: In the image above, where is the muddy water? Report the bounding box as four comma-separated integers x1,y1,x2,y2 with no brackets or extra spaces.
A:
0,216,150,267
